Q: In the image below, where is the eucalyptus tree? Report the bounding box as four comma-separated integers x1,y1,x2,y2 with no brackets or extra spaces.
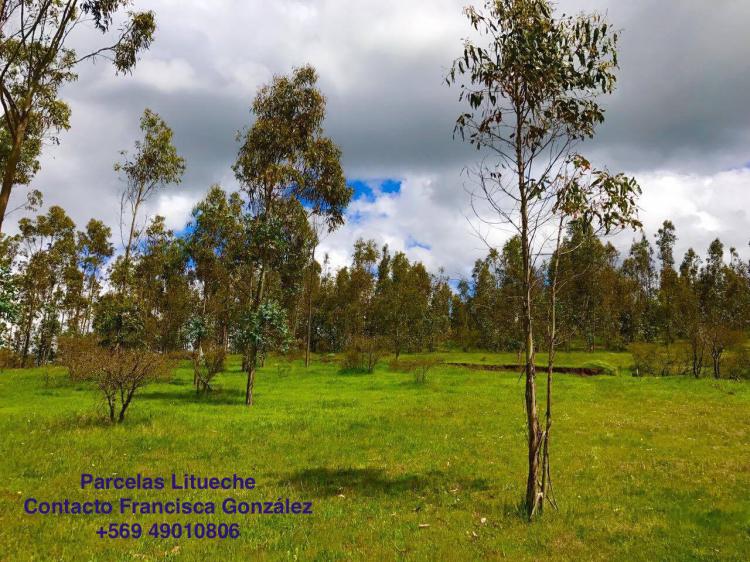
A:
186,185,245,351
449,0,640,518
76,219,113,334
233,65,351,406
0,0,157,232
116,109,185,276
655,221,679,344
622,234,657,342
135,216,193,352
15,205,77,364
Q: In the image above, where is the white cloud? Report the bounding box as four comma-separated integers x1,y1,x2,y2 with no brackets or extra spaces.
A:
615,168,750,260
152,193,200,232
8,0,750,277
129,58,199,94
318,174,494,280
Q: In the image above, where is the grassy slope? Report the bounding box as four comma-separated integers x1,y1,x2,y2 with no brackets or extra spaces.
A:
0,354,748,561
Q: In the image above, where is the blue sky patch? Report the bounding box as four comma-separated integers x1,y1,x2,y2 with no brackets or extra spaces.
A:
406,236,431,251
348,178,403,202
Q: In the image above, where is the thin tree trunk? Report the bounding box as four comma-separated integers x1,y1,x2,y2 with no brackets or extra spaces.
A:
541,217,564,515
245,265,266,406
0,116,29,233
515,100,541,520
304,244,317,368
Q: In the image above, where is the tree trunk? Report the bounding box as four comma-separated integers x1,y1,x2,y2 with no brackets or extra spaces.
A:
541,217,563,515
245,265,266,406
245,349,257,406
304,268,314,368
516,102,541,520
0,116,29,233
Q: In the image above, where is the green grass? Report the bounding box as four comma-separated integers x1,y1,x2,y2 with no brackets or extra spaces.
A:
0,354,749,561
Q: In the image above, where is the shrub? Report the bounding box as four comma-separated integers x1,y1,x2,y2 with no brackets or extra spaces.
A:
389,357,443,384
64,343,172,423
723,345,750,381
630,343,658,376
411,359,441,384
166,349,192,362
193,344,225,392
340,336,386,373
0,347,20,371
630,343,692,377
56,335,100,379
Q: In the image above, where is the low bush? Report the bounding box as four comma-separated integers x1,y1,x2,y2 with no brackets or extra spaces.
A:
62,340,173,423
166,349,193,362
340,336,387,373
723,345,750,380
630,343,692,377
56,335,100,379
193,344,225,392
0,347,20,371
389,357,443,384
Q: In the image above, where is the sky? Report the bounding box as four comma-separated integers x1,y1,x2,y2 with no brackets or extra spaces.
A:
9,0,750,281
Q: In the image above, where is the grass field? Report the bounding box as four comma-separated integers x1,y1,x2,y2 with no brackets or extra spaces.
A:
1,353,749,561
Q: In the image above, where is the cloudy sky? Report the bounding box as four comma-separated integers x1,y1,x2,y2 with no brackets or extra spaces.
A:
10,0,750,279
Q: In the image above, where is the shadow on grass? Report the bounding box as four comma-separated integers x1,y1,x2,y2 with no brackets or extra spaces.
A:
280,467,489,498
139,388,244,406
43,411,155,431
337,369,374,377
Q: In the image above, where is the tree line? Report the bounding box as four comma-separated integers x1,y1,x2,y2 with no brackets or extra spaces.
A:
3,192,749,380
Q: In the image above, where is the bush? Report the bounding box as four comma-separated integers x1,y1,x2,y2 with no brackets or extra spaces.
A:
340,336,386,373
166,349,193,362
0,347,20,371
56,335,100,379
723,345,750,380
389,357,443,384
630,343,692,377
193,344,225,392
64,342,172,423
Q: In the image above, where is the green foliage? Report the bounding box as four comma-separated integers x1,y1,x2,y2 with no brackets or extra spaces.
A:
0,0,156,230
0,262,19,326
92,294,146,350
629,343,695,377
340,336,387,374
234,301,291,364
233,65,352,232
182,314,210,350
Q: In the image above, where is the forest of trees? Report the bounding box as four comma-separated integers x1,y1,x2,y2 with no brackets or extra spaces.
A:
2,197,749,381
